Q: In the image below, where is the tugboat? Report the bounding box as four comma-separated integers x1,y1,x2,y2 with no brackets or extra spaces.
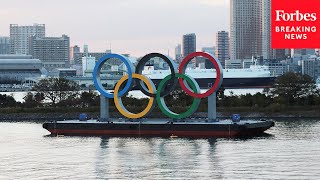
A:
42,114,274,138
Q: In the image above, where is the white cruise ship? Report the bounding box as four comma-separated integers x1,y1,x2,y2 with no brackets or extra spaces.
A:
142,65,275,89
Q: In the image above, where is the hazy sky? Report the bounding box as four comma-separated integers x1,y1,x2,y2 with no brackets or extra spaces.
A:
0,0,230,57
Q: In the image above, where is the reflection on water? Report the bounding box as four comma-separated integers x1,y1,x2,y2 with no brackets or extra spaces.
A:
93,137,223,179
0,119,320,179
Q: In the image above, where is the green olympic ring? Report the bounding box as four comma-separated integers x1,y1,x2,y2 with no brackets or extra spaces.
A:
156,73,201,119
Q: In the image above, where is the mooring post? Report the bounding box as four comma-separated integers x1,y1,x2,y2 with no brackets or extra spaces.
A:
208,92,217,122
100,95,109,121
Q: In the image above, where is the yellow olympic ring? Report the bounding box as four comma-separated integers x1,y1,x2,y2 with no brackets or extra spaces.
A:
114,73,156,119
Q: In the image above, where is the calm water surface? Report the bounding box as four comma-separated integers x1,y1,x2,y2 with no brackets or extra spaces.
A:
0,119,320,179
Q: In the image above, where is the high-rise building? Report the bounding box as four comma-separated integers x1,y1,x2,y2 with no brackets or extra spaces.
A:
29,35,70,71
0,36,10,54
215,31,229,67
70,45,80,64
84,44,89,56
201,46,216,69
262,0,272,60
175,44,182,62
230,0,262,60
182,33,196,58
302,59,320,80
262,0,286,60
10,24,45,54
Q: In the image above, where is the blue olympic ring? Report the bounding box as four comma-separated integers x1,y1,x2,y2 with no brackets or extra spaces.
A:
93,53,134,98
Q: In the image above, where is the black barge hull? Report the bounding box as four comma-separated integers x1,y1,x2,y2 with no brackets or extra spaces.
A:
43,120,274,138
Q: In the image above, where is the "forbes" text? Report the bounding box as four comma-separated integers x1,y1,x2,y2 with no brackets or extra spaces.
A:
275,10,317,21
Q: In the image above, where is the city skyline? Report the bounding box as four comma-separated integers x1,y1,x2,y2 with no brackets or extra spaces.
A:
0,0,230,57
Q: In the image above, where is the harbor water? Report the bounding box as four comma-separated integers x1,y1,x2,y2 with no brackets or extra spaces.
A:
0,119,319,179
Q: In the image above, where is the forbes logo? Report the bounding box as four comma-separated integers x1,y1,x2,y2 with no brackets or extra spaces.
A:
275,10,317,22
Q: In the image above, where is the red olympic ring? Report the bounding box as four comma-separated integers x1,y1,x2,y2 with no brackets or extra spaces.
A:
178,52,223,98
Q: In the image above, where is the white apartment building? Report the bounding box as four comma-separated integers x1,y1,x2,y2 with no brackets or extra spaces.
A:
10,24,45,54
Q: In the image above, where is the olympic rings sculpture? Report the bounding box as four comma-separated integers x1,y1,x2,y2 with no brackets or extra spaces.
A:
93,52,223,119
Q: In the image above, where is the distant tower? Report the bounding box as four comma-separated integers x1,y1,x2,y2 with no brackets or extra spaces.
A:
70,45,80,57
70,45,80,65
175,44,182,62
215,31,229,68
262,0,272,60
84,45,89,57
182,33,196,58
230,0,262,60
10,24,45,54
0,36,10,54
82,56,96,76
262,0,285,60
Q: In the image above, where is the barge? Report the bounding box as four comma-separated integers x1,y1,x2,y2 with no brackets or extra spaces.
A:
43,119,274,138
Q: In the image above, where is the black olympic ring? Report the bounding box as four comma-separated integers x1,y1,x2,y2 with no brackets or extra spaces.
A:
135,53,178,97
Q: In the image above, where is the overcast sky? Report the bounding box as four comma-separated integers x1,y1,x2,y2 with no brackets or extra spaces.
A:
0,0,230,57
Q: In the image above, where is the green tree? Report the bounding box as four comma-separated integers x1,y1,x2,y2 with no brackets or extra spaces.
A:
79,91,99,107
0,94,17,107
165,87,193,107
263,87,271,97
23,92,44,108
271,72,317,105
32,78,80,106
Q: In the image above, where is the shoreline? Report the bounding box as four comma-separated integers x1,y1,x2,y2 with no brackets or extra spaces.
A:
1,111,320,122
